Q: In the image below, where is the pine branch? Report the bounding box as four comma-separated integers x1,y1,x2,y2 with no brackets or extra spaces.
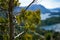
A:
14,31,24,39
24,0,35,11
33,32,45,38
0,6,7,11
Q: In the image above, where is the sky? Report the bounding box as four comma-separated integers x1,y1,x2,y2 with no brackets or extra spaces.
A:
19,0,60,9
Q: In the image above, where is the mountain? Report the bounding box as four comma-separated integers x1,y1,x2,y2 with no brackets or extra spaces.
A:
13,4,50,14
14,4,60,15
50,8,60,12
27,4,50,13
49,8,60,16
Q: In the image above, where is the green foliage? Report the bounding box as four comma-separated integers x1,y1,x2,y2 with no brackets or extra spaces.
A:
45,32,51,40
3,34,9,40
16,9,41,31
0,0,20,10
0,0,20,40
0,17,7,23
15,9,41,40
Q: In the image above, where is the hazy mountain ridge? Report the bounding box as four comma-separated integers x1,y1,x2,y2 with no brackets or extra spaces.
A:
50,8,60,12
27,4,50,13
14,4,50,14
14,4,60,14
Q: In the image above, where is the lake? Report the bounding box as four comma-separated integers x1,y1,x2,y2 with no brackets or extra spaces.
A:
40,23,60,32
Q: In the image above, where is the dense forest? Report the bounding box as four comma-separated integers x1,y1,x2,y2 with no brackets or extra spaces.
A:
41,17,60,26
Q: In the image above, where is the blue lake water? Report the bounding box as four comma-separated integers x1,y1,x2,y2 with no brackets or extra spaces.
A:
40,23,60,32
41,13,51,20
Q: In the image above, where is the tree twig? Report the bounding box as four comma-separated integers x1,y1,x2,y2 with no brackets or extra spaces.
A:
14,31,24,39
